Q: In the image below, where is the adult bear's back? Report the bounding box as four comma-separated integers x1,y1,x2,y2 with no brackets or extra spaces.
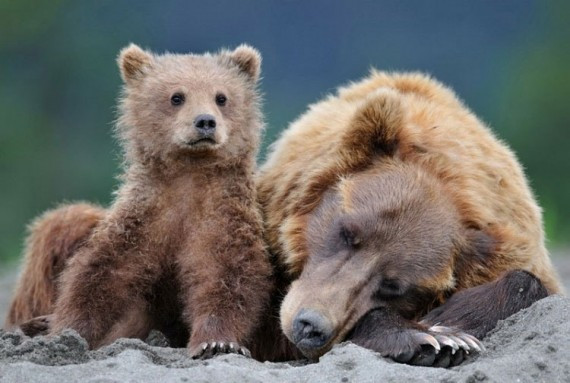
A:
258,71,562,294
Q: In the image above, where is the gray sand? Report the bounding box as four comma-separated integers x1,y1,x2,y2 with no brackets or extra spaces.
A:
0,296,569,383
1,257,569,383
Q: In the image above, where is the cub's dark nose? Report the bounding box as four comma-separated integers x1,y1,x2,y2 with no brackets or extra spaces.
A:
194,114,216,134
292,309,333,350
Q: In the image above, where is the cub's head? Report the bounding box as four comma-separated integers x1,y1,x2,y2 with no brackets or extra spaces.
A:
116,43,262,169
280,162,471,359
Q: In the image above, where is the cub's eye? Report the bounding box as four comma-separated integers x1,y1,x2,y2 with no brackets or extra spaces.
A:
340,226,361,248
215,93,227,106
171,93,185,106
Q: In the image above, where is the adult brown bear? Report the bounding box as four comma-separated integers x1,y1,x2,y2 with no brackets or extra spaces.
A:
257,71,563,367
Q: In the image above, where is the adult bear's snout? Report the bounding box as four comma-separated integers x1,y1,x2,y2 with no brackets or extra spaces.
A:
292,308,334,351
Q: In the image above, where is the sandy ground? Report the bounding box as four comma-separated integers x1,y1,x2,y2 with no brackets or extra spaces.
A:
1,256,569,383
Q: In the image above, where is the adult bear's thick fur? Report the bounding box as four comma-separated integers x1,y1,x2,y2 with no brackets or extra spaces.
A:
257,71,562,366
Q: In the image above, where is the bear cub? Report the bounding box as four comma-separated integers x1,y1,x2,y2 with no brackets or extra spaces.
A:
5,44,272,359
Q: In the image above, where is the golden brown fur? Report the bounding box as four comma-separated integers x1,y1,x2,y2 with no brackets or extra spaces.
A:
257,71,563,361
5,44,272,358
5,203,104,327
259,72,561,292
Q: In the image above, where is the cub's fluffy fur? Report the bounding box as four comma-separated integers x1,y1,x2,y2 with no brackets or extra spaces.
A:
6,44,272,358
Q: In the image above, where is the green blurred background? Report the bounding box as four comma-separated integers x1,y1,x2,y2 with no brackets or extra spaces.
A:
1,0,569,266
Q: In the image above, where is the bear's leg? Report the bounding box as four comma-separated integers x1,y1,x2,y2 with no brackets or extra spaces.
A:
349,270,547,367
4,203,104,330
50,244,161,349
97,305,154,346
179,257,255,359
347,307,481,367
421,269,549,340
177,235,272,359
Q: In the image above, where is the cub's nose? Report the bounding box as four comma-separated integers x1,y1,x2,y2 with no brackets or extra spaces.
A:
292,309,333,350
194,114,216,134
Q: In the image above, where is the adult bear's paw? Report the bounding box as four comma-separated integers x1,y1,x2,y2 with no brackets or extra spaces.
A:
348,309,483,367
354,325,482,367
425,325,483,367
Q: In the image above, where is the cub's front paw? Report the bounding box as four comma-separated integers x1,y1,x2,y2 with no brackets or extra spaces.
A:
20,315,52,337
189,341,251,359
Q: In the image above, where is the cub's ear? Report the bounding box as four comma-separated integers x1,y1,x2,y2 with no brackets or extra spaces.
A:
227,44,262,82
118,43,153,84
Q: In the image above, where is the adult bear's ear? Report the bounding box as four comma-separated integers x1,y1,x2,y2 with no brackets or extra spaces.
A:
118,43,154,85
227,44,262,82
339,88,405,164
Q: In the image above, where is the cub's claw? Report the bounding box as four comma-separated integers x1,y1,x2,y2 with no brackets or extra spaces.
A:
190,341,251,359
236,343,252,357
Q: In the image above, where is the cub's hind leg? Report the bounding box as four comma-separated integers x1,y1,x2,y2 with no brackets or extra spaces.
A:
50,239,163,349
4,203,104,330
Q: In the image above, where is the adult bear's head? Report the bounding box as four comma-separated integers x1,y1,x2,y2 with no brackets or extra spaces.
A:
278,88,495,359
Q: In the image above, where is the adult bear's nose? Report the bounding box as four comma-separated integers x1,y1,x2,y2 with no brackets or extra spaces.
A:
292,309,334,350
194,114,216,134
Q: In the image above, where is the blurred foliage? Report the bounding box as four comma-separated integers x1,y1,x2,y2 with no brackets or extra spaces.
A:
495,0,570,243
0,0,569,264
